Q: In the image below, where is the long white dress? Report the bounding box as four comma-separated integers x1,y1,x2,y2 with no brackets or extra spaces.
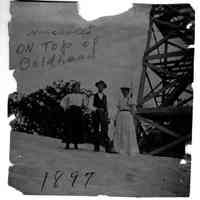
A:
113,95,139,156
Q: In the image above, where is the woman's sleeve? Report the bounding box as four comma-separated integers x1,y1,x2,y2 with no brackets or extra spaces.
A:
117,97,121,110
60,95,69,110
128,96,135,105
60,96,66,110
128,96,137,113
88,95,96,111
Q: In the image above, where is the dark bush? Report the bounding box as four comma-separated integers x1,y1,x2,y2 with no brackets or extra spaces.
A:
8,80,93,139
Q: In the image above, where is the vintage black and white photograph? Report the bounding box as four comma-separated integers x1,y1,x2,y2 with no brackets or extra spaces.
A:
7,0,194,196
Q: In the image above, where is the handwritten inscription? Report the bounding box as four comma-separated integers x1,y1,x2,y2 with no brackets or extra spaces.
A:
26,25,95,37
14,37,98,71
40,169,96,192
10,25,99,70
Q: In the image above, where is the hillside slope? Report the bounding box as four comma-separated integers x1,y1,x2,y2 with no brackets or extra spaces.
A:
9,132,190,196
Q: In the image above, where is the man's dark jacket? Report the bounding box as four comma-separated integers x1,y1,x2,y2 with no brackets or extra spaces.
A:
93,93,108,113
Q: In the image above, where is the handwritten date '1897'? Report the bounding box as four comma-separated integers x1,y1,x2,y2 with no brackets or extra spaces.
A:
40,170,96,192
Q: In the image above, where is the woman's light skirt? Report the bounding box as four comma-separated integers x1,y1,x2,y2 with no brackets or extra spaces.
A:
113,111,139,156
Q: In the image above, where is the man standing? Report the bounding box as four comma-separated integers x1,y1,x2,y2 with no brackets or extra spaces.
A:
93,80,112,152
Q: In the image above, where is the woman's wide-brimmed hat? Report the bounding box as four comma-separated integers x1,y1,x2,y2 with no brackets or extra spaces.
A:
95,80,107,89
120,83,131,90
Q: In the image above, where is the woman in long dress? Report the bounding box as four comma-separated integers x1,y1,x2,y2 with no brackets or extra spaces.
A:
113,86,139,156
60,82,87,149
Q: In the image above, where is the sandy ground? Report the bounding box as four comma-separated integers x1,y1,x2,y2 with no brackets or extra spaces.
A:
9,131,190,196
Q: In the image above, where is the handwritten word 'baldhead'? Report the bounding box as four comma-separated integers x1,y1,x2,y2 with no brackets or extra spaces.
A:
15,37,98,70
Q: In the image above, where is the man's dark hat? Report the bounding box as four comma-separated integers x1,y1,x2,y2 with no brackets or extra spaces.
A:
95,80,107,89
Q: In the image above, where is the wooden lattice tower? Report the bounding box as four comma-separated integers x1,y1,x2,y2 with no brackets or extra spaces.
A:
135,4,194,157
